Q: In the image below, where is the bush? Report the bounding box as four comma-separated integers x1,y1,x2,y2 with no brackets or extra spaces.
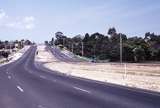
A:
2,52,9,59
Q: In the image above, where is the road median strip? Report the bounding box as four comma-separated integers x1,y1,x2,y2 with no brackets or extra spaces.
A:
35,45,160,93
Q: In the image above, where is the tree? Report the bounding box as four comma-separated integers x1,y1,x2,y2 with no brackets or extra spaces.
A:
108,27,117,36
156,49,160,61
24,40,32,45
44,41,49,45
133,46,145,62
71,35,83,55
55,31,64,39
109,45,120,61
51,37,54,46
123,44,134,62
4,40,9,45
55,32,67,46
2,52,9,60
52,29,160,62
83,33,90,42
0,41,4,49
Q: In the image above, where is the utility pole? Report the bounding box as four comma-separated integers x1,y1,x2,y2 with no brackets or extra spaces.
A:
9,42,11,53
71,43,74,53
93,35,98,62
51,37,54,46
120,33,127,82
120,33,123,64
63,38,65,47
94,44,96,59
81,41,84,56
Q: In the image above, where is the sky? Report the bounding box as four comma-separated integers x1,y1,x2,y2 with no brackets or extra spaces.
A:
0,0,160,43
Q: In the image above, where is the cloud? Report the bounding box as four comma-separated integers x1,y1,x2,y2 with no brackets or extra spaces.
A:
6,22,20,28
0,9,35,30
23,16,35,29
5,16,36,30
0,9,7,19
25,23,35,29
23,16,35,23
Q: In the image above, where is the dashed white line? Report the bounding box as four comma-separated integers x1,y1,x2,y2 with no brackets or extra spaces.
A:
40,75,46,79
6,69,9,72
38,105,47,108
28,71,33,74
17,86,24,92
8,76,11,79
74,87,91,94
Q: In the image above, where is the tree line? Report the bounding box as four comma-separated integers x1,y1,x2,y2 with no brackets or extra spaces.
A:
0,39,33,59
49,28,160,62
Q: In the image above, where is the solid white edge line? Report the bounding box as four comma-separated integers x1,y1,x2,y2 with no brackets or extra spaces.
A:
74,87,91,94
17,86,24,92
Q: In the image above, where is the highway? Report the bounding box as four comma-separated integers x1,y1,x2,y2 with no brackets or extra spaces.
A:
48,46,80,62
0,45,160,108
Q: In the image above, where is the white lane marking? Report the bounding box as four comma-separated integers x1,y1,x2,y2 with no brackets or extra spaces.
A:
74,87,91,94
6,69,9,72
38,105,47,108
53,79,57,82
17,86,24,92
40,75,46,79
29,71,33,74
8,76,11,79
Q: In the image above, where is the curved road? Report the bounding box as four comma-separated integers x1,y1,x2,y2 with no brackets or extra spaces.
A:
0,46,160,108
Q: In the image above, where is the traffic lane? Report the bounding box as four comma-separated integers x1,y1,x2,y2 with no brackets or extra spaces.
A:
0,65,37,108
13,68,112,108
10,46,112,108
48,47,71,62
0,45,33,71
1,45,159,108
23,46,120,107
47,46,78,62
36,47,160,107
12,46,133,108
46,45,160,107
0,46,44,108
22,47,160,108
33,63,160,108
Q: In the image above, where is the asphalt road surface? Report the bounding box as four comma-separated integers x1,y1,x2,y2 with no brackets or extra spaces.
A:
0,46,160,108
47,46,80,62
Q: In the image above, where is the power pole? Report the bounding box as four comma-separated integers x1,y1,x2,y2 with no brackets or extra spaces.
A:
81,41,84,56
120,33,123,64
63,38,65,47
51,37,54,46
10,42,11,53
72,43,74,53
